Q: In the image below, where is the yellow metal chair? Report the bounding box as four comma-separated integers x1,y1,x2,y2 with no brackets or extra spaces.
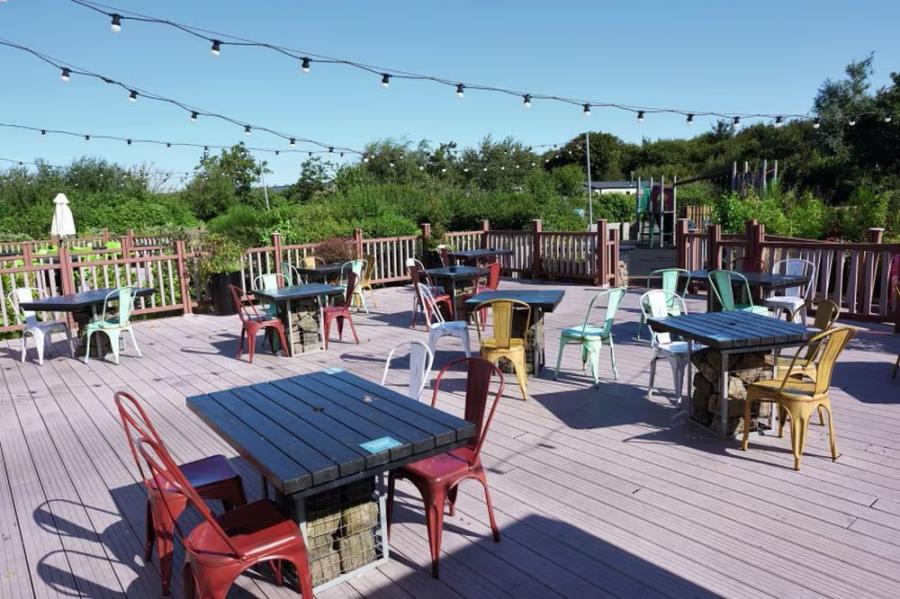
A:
355,254,377,309
475,298,531,401
741,326,855,470
775,298,840,381
301,255,323,269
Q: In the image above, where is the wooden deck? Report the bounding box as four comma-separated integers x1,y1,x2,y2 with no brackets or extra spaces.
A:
1,278,899,599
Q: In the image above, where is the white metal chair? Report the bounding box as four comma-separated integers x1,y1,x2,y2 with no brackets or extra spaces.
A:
406,257,444,318
765,258,816,324
418,283,471,357
253,273,287,318
9,288,74,365
381,340,434,401
640,290,700,403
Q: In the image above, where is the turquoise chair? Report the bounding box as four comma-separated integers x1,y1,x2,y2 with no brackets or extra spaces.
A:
554,287,627,388
636,267,690,340
340,260,368,313
708,270,769,315
83,287,142,365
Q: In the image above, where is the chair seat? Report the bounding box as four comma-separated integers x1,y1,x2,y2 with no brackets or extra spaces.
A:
27,321,69,332
180,454,242,490
401,447,476,484
657,341,694,355
561,325,609,339
765,296,805,310
86,318,127,330
736,305,770,316
246,316,282,326
748,379,817,401
435,320,468,332
323,305,350,315
188,499,300,563
481,337,525,351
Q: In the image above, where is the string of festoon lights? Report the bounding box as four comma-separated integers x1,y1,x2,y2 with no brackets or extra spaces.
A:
61,0,897,127
0,155,194,181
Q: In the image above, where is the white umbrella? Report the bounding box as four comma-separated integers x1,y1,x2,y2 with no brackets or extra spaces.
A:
50,192,76,238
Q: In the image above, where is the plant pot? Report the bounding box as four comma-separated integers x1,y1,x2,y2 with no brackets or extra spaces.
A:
423,250,443,269
207,271,242,315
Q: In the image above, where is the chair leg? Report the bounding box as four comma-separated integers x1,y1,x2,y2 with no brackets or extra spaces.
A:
182,563,195,599
741,392,754,451
34,329,46,365
345,312,360,344
668,355,686,400
286,545,315,599
476,471,501,543
511,355,529,401
83,330,93,364
424,489,447,579
554,339,566,381
821,401,839,462
20,331,29,363
236,327,245,359
126,327,142,357
647,356,658,398
607,336,618,380
788,405,812,470
143,500,155,562
107,331,121,365
65,326,74,358
458,330,471,357
275,325,289,357
447,485,459,517
386,474,396,538
635,313,645,341
894,354,900,378
586,345,601,388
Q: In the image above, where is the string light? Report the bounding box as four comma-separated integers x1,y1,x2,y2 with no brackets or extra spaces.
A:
774,116,784,127
244,125,252,135
686,113,694,126
190,111,198,122
40,129,46,135
289,138,296,146
886,115,893,123
85,135,90,140
456,83,465,98
732,116,741,128
848,118,856,126
523,94,532,109
381,73,390,88
128,89,138,102
210,40,221,56
637,110,645,123
110,13,121,33
61,67,71,82
813,117,821,129
583,103,591,117
301,57,310,73
126,138,132,145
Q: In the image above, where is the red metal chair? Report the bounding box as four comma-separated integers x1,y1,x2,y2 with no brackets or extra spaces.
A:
408,262,452,330
323,271,360,348
138,437,314,599
229,284,289,363
113,391,247,596
387,357,504,578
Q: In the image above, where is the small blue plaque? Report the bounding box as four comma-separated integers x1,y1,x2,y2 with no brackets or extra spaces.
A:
325,367,344,374
360,436,402,454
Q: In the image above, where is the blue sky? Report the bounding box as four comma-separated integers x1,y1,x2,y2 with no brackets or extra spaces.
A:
2,0,899,185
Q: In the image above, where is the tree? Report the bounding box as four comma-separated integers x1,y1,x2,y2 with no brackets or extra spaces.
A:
181,144,268,220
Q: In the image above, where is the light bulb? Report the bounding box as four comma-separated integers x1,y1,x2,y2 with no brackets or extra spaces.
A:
275,150,280,156
732,116,741,128
244,125,251,136
301,57,310,73
813,118,821,129
190,111,198,122
637,110,645,123
686,113,694,125
40,129,46,136
211,40,221,56
523,94,532,109
126,139,132,145
884,115,892,123
110,14,122,33
328,147,334,153
128,89,138,102
84,135,90,141
848,118,856,126
166,143,171,148
775,116,784,127
456,83,465,98
61,67,71,82
289,138,296,146
381,73,390,88
583,103,591,117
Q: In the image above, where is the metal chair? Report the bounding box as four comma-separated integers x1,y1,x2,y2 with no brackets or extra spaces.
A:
339,259,368,313
708,270,769,315
83,287,142,365
640,290,698,402
9,287,74,365
280,261,306,285
418,283,470,357
253,273,288,318
636,268,690,340
476,298,531,400
357,254,378,309
765,258,817,323
387,357,504,579
408,260,451,330
322,272,360,348
381,340,434,400
555,288,626,387
114,391,246,596
742,327,855,470
229,284,289,363
138,437,313,599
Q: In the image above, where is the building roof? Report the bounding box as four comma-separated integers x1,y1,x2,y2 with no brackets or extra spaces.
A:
587,180,649,190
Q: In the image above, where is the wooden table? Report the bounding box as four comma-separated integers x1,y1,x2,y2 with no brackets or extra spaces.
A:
647,311,813,438
464,289,565,375
426,265,488,319
685,269,810,311
187,369,475,590
19,287,154,357
252,284,344,356
293,262,346,284
448,248,513,266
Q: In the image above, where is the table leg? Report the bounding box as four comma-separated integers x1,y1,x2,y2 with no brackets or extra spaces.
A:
686,340,693,415
719,352,730,438
449,280,458,319
533,310,545,374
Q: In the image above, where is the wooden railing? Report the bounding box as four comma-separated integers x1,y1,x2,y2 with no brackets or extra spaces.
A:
676,218,900,330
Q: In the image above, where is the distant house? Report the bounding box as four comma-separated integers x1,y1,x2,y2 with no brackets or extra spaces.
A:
586,180,650,195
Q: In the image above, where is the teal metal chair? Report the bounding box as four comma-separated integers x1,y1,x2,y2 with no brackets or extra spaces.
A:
708,270,769,315
340,259,368,314
636,268,691,340
554,287,626,387
253,273,286,319
83,286,142,365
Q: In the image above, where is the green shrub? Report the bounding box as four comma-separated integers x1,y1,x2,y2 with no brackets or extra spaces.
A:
593,193,634,222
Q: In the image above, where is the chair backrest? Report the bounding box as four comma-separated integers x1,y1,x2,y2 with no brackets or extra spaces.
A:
362,255,376,285
340,272,358,306
113,390,165,481
772,258,816,299
485,261,501,290
792,298,840,362
101,287,136,324
138,437,244,559
640,290,687,347
732,256,766,273
381,341,434,400
9,287,39,325
781,327,855,395
436,244,453,267
648,268,690,298
253,273,286,291
430,357,504,460
474,299,531,350
281,261,305,285
709,270,752,311
580,287,627,338
229,284,260,322
301,255,320,269
417,283,447,326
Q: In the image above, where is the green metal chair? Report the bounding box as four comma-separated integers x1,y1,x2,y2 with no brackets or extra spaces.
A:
708,270,769,315
554,287,626,388
340,259,368,314
83,286,142,365
636,268,690,340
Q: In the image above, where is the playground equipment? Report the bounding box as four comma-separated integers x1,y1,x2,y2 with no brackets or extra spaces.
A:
635,175,677,248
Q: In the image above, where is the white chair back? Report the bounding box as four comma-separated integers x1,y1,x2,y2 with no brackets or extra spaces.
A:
381,341,434,400
417,283,447,326
772,258,816,299
640,290,687,347
9,288,39,326
253,273,286,290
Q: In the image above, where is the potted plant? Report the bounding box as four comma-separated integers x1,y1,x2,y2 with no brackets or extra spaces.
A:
421,223,447,268
198,233,243,314
315,237,354,264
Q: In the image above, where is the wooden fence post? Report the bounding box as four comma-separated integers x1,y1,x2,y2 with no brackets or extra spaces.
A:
121,231,132,258
101,228,110,243
353,227,364,259
271,231,283,284
707,224,722,269
419,222,431,259
175,239,193,315
745,219,765,270
481,219,490,249
58,245,75,296
531,218,542,279
596,219,609,287
22,241,33,265
609,228,620,286
676,218,690,269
